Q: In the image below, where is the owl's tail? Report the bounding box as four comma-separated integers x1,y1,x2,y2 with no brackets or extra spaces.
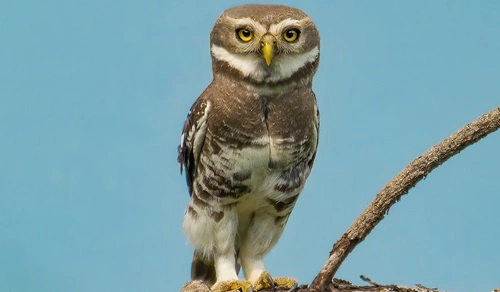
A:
190,251,241,286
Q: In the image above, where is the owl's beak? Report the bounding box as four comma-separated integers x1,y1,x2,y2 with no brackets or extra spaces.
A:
261,35,276,66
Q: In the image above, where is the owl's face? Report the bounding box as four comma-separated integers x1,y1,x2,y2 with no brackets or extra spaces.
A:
210,4,320,84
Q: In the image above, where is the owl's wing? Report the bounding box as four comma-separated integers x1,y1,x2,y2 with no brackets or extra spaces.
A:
310,100,320,165
178,100,211,196
303,96,320,172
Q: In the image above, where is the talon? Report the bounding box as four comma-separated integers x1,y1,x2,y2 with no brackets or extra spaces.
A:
211,280,253,292
273,277,298,290
252,271,274,291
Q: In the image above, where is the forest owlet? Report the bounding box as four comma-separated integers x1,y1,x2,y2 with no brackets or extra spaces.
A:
178,4,320,291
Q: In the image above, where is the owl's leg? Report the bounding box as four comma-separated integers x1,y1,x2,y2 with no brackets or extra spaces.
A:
210,204,253,292
183,198,252,292
238,207,298,290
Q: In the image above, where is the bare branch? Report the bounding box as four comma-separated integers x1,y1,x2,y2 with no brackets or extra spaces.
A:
360,275,380,286
181,278,442,291
310,107,500,291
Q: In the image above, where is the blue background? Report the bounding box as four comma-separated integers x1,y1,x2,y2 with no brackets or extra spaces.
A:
1,1,499,291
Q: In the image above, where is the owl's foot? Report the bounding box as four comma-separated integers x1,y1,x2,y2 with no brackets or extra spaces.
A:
211,280,253,292
252,272,298,291
252,271,274,290
273,277,298,290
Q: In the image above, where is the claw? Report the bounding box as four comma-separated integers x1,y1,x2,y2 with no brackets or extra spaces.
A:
251,272,298,291
274,277,298,289
211,280,253,292
285,281,299,292
252,271,274,291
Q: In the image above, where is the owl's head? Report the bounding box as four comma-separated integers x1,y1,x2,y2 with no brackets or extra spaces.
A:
210,4,320,84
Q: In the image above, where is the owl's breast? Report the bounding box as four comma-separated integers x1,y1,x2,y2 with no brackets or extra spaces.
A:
202,85,318,200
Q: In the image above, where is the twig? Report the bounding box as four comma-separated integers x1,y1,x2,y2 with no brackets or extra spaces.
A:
415,284,439,291
360,275,379,286
309,107,500,291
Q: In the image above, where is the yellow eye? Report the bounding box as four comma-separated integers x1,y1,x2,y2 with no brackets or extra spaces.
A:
237,28,253,42
283,29,300,42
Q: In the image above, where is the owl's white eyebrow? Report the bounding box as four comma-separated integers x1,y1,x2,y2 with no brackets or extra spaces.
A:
271,46,319,82
269,18,308,34
211,44,266,80
210,44,319,83
226,17,267,32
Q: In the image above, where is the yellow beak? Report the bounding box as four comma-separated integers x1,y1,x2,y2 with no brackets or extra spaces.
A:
261,35,276,66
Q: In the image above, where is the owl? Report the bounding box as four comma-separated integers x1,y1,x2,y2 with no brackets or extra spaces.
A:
178,4,320,292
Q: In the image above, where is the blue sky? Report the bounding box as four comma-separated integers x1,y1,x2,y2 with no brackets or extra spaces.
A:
1,1,499,291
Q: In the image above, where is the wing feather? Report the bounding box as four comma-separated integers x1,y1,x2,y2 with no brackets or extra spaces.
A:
307,97,320,169
178,100,211,196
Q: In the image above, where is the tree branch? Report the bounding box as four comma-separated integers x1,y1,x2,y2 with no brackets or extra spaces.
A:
182,278,444,291
309,107,500,291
